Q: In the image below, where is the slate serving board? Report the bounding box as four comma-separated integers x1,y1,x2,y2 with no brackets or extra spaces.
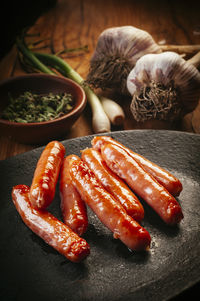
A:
0,130,200,301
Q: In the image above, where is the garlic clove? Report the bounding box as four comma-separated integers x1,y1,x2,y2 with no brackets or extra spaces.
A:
127,51,200,122
86,26,161,94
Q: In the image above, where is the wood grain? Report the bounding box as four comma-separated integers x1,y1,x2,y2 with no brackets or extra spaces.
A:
0,0,200,160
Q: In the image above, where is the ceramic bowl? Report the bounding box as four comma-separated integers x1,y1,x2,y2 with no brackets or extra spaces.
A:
0,74,86,144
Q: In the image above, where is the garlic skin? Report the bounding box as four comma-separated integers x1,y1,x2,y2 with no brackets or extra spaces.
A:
127,51,200,122
87,26,161,94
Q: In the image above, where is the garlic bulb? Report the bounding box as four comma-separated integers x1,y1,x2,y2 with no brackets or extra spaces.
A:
127,51,200,122
86,26,161,94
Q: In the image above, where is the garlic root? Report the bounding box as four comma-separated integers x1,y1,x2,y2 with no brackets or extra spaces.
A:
130,81,181,122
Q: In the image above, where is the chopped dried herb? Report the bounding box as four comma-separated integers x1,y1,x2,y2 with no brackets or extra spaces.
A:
1,91,74,123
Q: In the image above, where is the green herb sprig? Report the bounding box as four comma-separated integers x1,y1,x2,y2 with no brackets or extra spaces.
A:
1,91,73,123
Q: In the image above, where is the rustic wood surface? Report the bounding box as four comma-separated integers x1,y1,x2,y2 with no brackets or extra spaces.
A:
0,0,200,160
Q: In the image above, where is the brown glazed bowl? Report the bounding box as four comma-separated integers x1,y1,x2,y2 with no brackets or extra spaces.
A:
0,74,86,144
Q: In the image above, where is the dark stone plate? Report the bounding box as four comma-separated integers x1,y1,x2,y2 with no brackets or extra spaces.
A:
0,130,200,301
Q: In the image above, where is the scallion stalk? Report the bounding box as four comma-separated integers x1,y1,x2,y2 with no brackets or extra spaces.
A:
16,38,55,75
16,38,111,133
34,52,111,133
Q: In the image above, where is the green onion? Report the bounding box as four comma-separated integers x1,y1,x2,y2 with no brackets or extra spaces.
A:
16,38,54,75
16,38,111,133
100,96,125,126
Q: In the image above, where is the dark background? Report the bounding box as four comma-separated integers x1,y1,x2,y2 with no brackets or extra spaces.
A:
0,0,57,60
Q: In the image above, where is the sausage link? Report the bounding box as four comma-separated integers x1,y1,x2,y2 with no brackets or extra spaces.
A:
81,148,144,222
59,155,88,236
101,143,183,225
92,136,182,197
69,160,151,251
30,141,65,209
12,185,90,263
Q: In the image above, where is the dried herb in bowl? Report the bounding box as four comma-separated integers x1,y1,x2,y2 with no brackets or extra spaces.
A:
1,91,74,123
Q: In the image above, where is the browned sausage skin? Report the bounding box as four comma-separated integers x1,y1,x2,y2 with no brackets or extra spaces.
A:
59,155,88,236
100,143,183,225
81,147,144,222
69,159,151,251
92,136,183,197
30,141,65,209
12,185,90,263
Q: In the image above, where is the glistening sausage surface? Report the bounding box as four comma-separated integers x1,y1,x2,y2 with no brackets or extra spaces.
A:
12,185,90,263
92,136,183,197
69,160,151,251
59,155,88,236
30,141,65,209
81,148,144,222
101,143,184,225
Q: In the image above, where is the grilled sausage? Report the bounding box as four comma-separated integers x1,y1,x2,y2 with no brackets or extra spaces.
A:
12,184,90,263
92,136,183,197
81,147,144,221
30,141,65,209
69,159,151,251
101,143,183,225
59,154,88,236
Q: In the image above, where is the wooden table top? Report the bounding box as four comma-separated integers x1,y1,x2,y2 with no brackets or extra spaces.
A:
0,0,200,161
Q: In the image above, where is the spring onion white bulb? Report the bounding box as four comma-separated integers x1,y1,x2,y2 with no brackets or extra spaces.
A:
100,96,125,126
84,87,111,133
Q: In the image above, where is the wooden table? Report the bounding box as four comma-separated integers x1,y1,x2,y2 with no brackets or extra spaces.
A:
0,0,200,161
